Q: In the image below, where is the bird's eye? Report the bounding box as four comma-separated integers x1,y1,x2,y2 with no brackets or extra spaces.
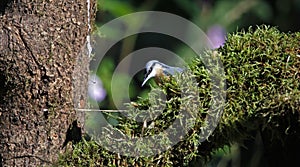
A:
149,67,153,72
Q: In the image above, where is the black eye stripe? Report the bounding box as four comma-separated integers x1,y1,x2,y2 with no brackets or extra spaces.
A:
144,63,156,79
149,66,153,72
147,62,157,73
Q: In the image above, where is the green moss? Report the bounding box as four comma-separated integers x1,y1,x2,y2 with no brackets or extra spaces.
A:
219,25,300,132
56,26,300,166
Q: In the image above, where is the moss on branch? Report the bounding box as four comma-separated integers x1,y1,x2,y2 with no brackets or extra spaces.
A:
56,26,300,166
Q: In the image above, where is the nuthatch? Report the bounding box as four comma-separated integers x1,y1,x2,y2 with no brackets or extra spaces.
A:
141,60,184,87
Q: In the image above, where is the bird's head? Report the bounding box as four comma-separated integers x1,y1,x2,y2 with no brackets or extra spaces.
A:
141,60,163,87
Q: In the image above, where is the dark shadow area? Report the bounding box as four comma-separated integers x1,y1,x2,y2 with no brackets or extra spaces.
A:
0,0,11,15
0,74,7,104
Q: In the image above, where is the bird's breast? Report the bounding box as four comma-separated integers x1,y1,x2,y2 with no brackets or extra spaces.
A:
154,69,170,85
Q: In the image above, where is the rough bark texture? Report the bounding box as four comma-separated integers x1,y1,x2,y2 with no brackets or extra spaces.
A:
0,0,95,166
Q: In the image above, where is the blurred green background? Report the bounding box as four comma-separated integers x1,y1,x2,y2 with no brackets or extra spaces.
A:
86,0,300,166
94,0,300,110
97,0,300,32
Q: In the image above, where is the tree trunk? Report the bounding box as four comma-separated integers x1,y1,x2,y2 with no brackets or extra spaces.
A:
0,0,95,166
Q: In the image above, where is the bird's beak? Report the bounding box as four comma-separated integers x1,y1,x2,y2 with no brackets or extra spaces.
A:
141,71,155,87
141,75,151,87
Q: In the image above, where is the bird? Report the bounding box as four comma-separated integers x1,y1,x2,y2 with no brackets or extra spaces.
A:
141,60,184,87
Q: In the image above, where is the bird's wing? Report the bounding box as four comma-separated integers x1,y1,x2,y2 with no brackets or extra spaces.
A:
166,67,184,75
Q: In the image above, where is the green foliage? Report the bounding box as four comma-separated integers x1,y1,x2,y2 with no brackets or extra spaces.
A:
98,0,135,17
56,26,300,166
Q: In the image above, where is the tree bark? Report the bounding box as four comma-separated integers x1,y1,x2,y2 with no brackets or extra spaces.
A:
0,0,95,166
